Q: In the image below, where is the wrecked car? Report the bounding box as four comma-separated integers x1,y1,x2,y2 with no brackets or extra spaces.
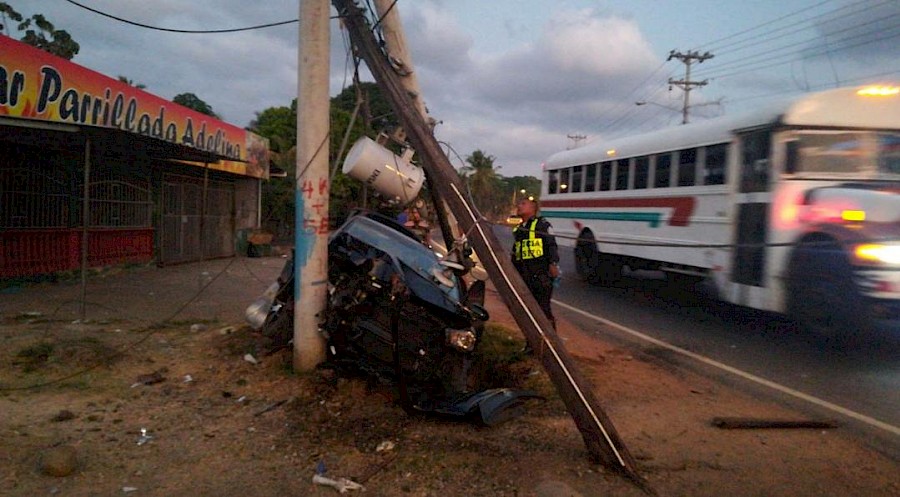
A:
246,211,540,425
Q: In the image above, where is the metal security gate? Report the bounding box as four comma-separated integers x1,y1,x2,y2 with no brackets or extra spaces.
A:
1,155,154,278
161,174,235,265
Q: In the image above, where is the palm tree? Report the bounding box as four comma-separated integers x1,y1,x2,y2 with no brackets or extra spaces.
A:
117,76,146,90
461,150,505,219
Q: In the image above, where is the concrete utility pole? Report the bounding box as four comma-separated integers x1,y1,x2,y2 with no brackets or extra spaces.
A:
372,0,459,255
294,0,330,371
331,0,648,491
372,0,435,129
667,49,713,124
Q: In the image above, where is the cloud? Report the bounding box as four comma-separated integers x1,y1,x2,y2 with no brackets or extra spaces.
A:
402,7,661,175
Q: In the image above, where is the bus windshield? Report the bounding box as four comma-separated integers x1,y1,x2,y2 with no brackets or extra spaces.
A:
787,130,900,175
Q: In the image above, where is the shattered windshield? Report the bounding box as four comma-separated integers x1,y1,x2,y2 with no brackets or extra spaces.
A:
340,217,461,302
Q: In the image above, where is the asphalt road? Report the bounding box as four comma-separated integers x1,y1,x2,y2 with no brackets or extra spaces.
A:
492,224,900,457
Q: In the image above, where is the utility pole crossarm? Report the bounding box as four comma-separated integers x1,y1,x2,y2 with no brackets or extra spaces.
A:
667,49,714,124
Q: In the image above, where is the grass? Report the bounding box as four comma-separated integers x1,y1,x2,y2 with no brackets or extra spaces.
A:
471,323,530,389
14,341,55,372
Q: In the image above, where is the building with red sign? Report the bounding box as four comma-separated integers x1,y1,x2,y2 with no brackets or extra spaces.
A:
1,36,271,278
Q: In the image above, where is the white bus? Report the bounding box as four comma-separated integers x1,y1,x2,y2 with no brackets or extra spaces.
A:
540,84,900,336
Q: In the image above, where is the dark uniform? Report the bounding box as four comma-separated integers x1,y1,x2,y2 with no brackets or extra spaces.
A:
512,216,559,327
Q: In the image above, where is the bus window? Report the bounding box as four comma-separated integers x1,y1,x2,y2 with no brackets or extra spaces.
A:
571,165,584,193
678,148,697,186
548,170,559,194
655,153,672,188
634,156,649,189
704,143,727,185
560,168,571,193
584,163,598,191
615,159,630,190
740,130,771,193
600,161,612,191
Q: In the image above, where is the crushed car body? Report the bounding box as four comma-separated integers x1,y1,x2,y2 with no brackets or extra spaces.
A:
246,211,541,424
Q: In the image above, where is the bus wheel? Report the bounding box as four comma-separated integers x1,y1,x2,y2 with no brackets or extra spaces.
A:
787,243,871,342
574,230,600,284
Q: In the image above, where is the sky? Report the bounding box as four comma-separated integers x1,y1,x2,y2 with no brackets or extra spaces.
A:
5,0,899,177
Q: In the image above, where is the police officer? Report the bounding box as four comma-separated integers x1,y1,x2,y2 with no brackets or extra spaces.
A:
511,196,559,329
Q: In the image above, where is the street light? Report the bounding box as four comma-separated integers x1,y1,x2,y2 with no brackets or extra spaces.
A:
635,99,722,125
635,100,680,112
512,188,527,204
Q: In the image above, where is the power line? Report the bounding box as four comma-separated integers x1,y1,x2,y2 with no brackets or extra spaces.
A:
63,0,298,33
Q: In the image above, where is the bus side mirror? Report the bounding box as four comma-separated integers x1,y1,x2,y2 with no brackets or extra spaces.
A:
785,141,799,174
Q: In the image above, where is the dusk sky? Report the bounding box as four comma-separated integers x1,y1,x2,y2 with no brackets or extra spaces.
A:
7,0,900,176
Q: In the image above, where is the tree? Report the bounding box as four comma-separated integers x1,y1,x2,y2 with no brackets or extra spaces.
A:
0,3,80,60
501,175,542,211
173,92,219,118
249,103,296,154
118,76,146,90
461,150,507,220
250,82,402,238
332,82,398,131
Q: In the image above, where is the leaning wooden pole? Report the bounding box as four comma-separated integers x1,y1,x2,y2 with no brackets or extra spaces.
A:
333,1,649,490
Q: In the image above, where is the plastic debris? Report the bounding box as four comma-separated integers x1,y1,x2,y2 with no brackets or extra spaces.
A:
136,428,152,446
122,487,138,493
131,370,166,388
183,375,194,383
375,441,395,453
316,459,327,475
312,474,365,493
190,323,208,333
243,353,259,365
236,396,247,403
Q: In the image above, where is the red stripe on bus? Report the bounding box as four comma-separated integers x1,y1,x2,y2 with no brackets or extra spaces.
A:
541,197,697,226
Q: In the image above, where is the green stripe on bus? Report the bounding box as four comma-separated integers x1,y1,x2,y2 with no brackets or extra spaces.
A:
542,210,662,228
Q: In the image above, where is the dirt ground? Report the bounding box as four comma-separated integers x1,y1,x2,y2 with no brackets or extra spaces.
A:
0,257,897,497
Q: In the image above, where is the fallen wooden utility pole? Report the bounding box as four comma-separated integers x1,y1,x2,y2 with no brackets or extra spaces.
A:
332,0,649,491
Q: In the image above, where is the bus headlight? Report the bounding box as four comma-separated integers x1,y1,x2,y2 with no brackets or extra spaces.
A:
853,243,900,266
446,328,477,352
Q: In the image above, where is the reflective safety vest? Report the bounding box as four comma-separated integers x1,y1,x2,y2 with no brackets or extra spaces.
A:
514,218,544,261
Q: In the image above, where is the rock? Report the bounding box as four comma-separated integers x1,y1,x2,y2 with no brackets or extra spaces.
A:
51,410,76,422
40,445,78,477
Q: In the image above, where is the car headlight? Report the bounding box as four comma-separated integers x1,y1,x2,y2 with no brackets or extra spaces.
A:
445,328,477,352
853,243,900,266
